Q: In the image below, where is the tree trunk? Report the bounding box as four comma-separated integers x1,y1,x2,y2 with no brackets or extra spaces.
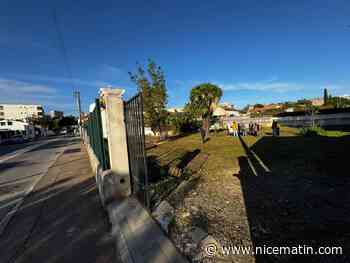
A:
201,117,210,143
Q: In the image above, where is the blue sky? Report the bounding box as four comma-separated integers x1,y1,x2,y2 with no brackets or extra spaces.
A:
1,0,350,114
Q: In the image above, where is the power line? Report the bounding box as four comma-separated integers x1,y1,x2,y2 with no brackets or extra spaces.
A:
52,8,74,86
52,8,80,114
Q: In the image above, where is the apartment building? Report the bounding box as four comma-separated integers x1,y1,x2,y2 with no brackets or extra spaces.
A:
0,104,44,120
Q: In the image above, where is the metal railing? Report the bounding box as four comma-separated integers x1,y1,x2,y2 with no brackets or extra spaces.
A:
124,93,149,208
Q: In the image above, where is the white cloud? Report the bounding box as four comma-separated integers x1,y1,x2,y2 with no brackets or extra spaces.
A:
102,64,123,75
8,73,111,88
0,78,57,94
217,80,303,93
0,78,74,112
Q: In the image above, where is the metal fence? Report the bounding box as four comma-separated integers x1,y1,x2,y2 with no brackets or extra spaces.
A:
85,98,110,171
124,93,149,208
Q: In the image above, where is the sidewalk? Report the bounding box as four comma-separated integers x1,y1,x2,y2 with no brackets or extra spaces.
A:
0,141,116,263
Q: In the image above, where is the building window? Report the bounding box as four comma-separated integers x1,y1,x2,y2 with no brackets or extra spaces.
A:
0,106,3,110
0,122,5,126
7,121,12,126
0,112,4,116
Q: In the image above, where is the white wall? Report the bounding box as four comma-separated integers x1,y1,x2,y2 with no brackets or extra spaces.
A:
223,112,350,129
0,120,35,139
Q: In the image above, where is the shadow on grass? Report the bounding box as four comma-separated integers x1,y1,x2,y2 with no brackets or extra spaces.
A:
145,132,198,150
237,135,350,263
147,149,201,208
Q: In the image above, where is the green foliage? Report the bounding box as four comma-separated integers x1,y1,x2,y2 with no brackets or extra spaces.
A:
253,103,264,108
299,126,349,137
297,99,312,105
326,96,350,108
168,109,200,134
58,116,77,127
49,118,60,131
299,127,324,137
129,59,168,134
189,83,223,118
30,116,50,128
189,83,222,142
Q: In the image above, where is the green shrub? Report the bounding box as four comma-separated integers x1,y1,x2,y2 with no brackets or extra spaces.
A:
299,127,325,137
299,127,349,137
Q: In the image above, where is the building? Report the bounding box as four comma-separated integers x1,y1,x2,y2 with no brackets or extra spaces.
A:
167,107,184,113
248,103,282,114
49,110,64,119
0,104,44,121
310,97,324,106
0,120,35,140
213,103,240,117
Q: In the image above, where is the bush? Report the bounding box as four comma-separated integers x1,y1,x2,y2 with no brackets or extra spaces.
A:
168,112,200,134
299,127,325,137
298,127,349,137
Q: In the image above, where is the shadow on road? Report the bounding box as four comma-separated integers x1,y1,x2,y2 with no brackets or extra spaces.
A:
27,138,80,153
0,143,115,263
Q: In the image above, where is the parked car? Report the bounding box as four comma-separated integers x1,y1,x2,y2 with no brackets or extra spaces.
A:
60,128,68,135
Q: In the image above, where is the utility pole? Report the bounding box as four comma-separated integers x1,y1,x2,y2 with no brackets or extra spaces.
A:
73,91,83,138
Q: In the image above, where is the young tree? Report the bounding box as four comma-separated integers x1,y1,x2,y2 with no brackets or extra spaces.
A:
129,60,168,135
189,83,222,143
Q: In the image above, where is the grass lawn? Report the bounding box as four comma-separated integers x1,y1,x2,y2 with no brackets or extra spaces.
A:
147,127,350,263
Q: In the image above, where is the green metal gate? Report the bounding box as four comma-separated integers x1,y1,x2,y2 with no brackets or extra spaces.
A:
85,98,110,170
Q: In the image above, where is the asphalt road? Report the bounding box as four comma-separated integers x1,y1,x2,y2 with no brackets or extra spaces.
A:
0,137,76,234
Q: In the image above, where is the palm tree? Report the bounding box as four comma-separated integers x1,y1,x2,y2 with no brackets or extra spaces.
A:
189,83,222,143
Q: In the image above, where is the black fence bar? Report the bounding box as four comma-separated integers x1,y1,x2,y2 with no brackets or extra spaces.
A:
124,93,149,208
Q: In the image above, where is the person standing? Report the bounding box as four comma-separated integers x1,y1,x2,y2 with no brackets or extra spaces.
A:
232,121,238,137
242,122,248,136
272,120,277,136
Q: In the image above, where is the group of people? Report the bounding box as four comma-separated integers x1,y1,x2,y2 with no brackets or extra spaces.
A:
228,121,261,137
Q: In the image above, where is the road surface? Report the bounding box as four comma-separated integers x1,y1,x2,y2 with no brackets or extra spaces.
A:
0,137,75,234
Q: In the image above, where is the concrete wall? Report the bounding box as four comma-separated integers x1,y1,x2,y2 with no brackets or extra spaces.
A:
277,112,350,128
221,116,275,127
83,88,132,208
221,112,350,129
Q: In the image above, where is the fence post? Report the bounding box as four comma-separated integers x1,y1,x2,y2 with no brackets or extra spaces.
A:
100,88,131,198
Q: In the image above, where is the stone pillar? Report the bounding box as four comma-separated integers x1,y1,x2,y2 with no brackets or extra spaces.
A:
100,88,131,198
